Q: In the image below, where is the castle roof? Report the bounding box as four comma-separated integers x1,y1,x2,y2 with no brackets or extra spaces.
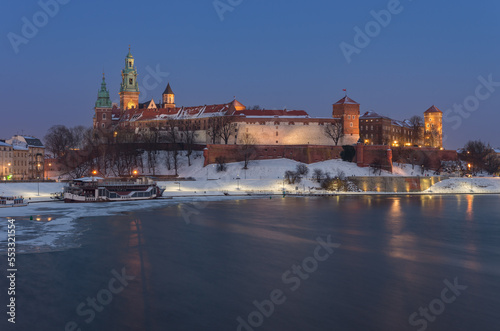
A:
235,109,309,118
334,96,359,105
360,110,390,119
119,103,234,123
163,83,174,95
118,102,310,123
424,105,442,114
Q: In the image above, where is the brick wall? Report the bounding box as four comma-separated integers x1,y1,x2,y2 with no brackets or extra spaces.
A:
392,147,458,170
203,145,345,166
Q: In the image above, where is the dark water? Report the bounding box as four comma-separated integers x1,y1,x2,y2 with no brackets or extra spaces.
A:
1,195,500,331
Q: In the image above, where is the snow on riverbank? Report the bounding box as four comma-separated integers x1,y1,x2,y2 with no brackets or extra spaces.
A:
425,177,500,194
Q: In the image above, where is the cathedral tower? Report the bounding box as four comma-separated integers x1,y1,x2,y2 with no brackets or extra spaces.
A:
119,48,140,110
162,83,175,108
94,73,113,129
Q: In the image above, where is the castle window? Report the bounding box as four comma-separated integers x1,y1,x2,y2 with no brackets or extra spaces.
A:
129,61,132,68
348,115,351,119
129,78,133,85
102,113,106,120
350,123,353,127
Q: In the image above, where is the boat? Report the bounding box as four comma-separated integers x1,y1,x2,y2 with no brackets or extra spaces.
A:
0,196,29,208
63,177,166,203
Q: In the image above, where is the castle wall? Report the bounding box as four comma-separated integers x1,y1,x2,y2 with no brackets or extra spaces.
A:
203,144,345,166
234,121,359,146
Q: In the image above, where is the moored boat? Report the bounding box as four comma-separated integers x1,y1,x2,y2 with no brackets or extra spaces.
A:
63,177,165,203
0,196,28,208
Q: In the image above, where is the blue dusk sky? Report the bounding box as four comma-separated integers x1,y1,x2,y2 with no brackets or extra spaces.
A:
1,0,499,149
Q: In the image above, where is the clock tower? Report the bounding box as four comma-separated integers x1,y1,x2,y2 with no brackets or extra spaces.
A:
119,47,140,110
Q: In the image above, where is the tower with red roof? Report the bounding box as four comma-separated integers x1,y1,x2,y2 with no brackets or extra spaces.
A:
332,96,360,137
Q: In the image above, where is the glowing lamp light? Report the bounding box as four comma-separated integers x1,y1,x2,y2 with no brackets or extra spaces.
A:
133,170,138,175
92,170,98,175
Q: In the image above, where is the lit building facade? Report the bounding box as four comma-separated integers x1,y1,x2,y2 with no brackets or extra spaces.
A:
0,141,13,180
93,50,360,146
6,136,45,179
424,105,443,148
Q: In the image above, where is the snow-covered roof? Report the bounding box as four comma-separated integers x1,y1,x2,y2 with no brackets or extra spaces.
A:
0,141,11,147
334,96,359,105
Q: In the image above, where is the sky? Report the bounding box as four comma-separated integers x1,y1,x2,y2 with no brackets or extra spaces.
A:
1,0,499,149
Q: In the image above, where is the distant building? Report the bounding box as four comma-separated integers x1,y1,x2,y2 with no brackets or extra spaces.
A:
6,135,45,179
0,141,13,180
93,49,359,146
359,111,423,147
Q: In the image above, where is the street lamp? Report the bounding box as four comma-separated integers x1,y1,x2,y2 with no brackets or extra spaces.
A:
237,176,240,190
174,182,181,191
468,164,473,192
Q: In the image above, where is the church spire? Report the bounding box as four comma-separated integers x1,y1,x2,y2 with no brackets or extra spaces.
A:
119,47,140,110
95,73,112,108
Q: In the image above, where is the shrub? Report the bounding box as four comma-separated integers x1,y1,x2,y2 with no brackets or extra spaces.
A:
313,169,323,183
215,156,227,172
296,164,309,176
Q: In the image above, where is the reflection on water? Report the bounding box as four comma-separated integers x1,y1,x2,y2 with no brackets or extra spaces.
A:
1,195,500,331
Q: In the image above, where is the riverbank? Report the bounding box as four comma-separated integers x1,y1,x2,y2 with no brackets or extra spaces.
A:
1,176,499,204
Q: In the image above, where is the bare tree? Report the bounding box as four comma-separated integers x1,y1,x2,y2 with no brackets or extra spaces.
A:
324,119,344,146
484,153,500,175
44,125,75,158
218,116,236,144
313,169,323,183
142,128,160,175
239,133,256,169
178,120,197,166
460,140,495,174
409,116,424,145
165,119,181,176
206,115,221,144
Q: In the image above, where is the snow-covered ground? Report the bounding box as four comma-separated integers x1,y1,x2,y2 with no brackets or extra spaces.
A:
0,156,493,200
424,177,500,194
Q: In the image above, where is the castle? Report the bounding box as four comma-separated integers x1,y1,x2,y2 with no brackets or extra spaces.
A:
93,49,442,149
